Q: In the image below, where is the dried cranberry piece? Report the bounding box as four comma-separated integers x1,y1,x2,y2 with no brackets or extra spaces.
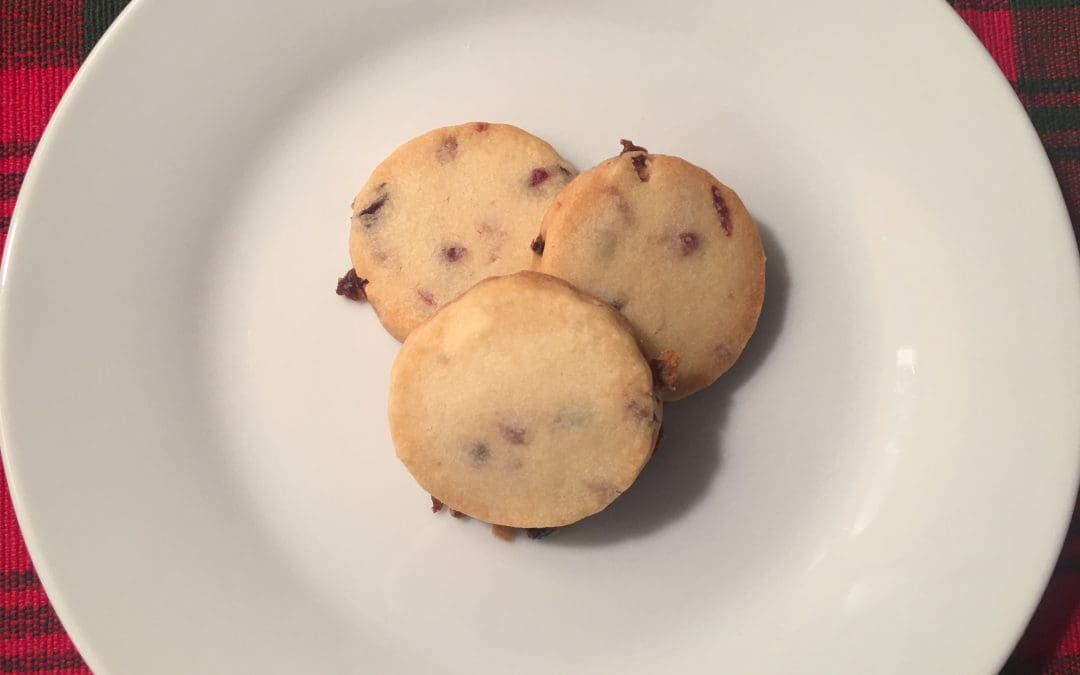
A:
529,168,550,187
676,231,700,255
443,245,467,262
619,139,648,155
335,269,368,301
470,442,491,466
712,185,732,236
437,136,458,162
417,289,436,306
499,423,528,445
650,350,680,392
358,193,387,220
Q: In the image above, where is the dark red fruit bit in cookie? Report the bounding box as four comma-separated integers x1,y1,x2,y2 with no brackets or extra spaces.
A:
527,527,556,540
417,289,437,306
712,185,732,236
586,480,624,499
474,122,490,132
431,496,444,513
632,154,649,182
499,422,528,445
611,191,632,219
470,442,491,465
627,398,660,424
677,231,700,255
530,234,545,255
357,193,388,223
529,168,550,187
437,136,458,163
650,349,680,392
450,509,467,519
491,524,516,541
335,268,369,301
442,244,467,262
619,139,648,155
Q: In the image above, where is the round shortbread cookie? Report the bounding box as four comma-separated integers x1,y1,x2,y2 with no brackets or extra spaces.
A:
348,122,576,341
388,271,662,528
533,142,766,400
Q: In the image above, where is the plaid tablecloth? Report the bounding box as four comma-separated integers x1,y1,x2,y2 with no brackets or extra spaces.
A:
1,1,1079,673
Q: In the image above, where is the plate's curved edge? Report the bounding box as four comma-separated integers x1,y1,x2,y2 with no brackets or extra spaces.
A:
0,1,148,673
925,3,1080,672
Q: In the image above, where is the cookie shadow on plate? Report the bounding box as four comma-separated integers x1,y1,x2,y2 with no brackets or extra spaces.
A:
550,223,789,546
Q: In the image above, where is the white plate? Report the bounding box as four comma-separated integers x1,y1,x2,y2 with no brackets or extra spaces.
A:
3,1,1079,673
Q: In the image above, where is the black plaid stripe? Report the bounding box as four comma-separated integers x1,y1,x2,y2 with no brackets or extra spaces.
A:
1009,1,1080,225
0,605,65,637
1002,653,1080,674
953,0,1012,9
1018,77,1080,93
0,141,37,158
1014,6,1080,78
1012,0,1080,9
1,173,23,201
81,0,127,57
0,651,86,672
1055,554,1080,571
1027,106,1080,128
0,569,38,591
0,0,83,68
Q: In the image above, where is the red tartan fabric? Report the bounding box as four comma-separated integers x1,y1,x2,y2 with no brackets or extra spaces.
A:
1,2,1078,674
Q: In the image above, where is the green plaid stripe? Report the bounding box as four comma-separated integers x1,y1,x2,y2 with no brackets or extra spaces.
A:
81,0,126,57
